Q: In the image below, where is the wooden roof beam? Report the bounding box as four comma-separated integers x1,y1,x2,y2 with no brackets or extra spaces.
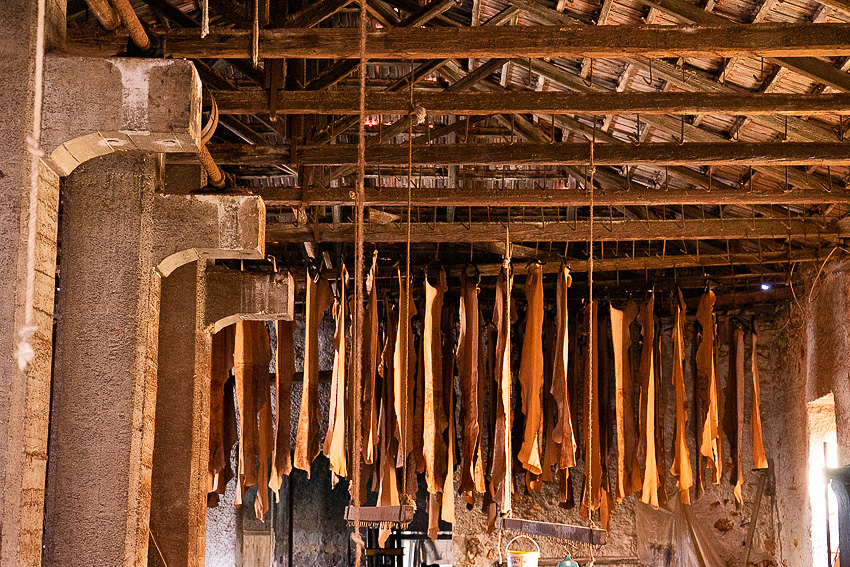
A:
253,185,850,206
201,141,850,166
212,90,850,116
265,217,841,242
160,23,850,59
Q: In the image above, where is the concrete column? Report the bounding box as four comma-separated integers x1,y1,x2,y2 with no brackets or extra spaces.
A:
46,150,267,567
149,266,293,567
46,153,161,567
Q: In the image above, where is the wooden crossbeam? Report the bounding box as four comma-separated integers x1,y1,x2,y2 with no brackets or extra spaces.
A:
211,90,850,116
201,142,850,166
265,217,840,243
161,23,850,59
255,185,850,206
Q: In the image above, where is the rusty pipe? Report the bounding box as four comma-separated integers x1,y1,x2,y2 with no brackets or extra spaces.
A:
84,0,120,30
199,144,226,188
109,0,150,50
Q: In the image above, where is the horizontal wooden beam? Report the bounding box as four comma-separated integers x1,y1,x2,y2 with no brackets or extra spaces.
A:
200,142,850,166
255,185,850,206
212,90,850,116
266,217,840,242
447,249,825,275
161,23,850,59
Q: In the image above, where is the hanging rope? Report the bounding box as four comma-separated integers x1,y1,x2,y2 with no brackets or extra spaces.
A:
587,118,597,567
399,71,414,502
15,0,47,372
201,0,209,37
251,0,260,67
350,0,368,563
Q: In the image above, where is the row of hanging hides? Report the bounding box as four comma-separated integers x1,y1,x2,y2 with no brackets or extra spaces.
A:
206,259,768,540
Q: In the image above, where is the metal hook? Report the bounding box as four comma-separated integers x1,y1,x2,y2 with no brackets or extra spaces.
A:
583,58,594,87
632,114,642,146
643,58,654,86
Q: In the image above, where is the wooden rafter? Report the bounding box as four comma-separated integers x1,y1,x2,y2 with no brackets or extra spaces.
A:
160,23,850,59
211,90,850,116
201,141,850,166
265,217,841,242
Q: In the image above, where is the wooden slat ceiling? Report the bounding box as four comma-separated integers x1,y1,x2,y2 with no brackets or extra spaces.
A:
64,0,850,301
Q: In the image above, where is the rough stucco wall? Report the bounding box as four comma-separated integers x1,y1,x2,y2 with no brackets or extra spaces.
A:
454,305,791,567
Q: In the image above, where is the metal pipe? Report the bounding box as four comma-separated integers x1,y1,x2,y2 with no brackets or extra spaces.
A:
199,144,226,188
83,0,120,29
109,0,151,50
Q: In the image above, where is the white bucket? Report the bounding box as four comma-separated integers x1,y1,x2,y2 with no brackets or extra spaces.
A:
505,535,540,567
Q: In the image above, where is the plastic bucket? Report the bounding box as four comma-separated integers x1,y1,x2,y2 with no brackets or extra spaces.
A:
505,535,540,567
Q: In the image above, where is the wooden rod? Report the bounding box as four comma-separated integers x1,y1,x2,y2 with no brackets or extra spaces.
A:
211,90,850,116
254,185,850,206
162,23,850,59
199,142,850,166
265,218,840,243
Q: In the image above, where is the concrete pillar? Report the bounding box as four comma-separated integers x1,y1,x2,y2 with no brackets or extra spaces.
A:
149,266,293,567
46,153,162,567
46,150,266,567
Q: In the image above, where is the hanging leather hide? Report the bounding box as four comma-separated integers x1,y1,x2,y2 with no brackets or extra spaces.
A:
552,267,576,498
363,252,380,467
751,326,768,470
490,266,513,518
732,322,745,506
423,269,448,539
255,329,273,519
458,270,483,503
294,271,333,475
441,302,457,525
234,321,264,498
378,298,400,547
654,319,668,506
697,291,722,486
518,264,545,479
270,315,296,498
670,289,693,505
394,269,417,485
581,302,602,515
325,266,349,481
638,293,659,508
612,302,641,501
209,324,235,494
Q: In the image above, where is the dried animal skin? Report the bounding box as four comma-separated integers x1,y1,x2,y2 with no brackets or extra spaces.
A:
518,264,545,476
270,315,296,497
552,267,576,476
423,270,448,495
751,328,768,470
490,267,513,516
325,265,349,479
581,302,602,513
670,289,693,505
732,323,745,506
209,324,235,493
458,271,482,499
638,294,659,508
294,273,333,476
697,291,722,486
